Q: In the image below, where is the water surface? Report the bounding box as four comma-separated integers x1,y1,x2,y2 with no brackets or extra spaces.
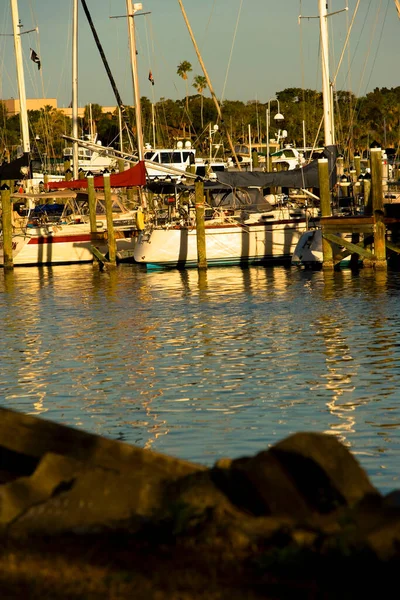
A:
0,264,399,494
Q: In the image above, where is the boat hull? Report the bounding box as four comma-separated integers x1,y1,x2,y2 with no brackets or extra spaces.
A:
0,224,136,266
133,217,313,269
291,229,353,268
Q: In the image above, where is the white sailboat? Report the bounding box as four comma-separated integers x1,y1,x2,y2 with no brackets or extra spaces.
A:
132,1,320,269
0,0,135,267
291,0,341,269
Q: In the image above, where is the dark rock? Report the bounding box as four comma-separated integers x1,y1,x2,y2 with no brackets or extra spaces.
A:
0,408,399,598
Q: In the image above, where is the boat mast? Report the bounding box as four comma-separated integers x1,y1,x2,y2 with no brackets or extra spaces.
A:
126,1,144,161
177,0,241,170
319,0,334,146
10,0,30,153
72,0,79,179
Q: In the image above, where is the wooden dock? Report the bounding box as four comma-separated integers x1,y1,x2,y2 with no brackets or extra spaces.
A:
319,147,400,270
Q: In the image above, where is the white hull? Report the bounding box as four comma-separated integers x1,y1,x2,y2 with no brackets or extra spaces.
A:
134,212,315,268
292,229,352,268
0,223,135,266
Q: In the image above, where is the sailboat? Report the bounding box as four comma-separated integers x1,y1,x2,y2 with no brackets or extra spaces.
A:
132,1,321,269
0,0,140,267
291,0,369,269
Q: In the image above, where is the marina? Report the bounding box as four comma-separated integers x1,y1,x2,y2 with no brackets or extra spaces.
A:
0,1,399,492
0,262,399,496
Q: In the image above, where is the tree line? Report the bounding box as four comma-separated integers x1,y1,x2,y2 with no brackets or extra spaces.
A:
0,83,399,164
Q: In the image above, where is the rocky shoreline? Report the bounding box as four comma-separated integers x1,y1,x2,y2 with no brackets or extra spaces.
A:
0,407,399,598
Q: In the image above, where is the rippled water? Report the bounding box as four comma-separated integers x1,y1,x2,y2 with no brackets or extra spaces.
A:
0,264,399,493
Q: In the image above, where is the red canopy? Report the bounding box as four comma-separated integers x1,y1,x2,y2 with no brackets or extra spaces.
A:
46,161,147,190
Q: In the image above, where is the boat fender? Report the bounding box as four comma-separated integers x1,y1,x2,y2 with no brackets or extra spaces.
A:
136,209,145,231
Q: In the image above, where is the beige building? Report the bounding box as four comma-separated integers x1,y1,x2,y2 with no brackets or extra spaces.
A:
2,98,117,119
3,98,58,115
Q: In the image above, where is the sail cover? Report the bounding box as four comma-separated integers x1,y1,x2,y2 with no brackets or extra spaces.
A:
217,146,338,190
46,161,147,190
0,153,31,182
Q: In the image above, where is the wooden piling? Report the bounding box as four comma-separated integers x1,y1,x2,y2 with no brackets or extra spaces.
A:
103,172,117,266
252,149,259,169
370,148,383,212
87,174,97,235
336,154,344,177
195,179,207,270
118,159,125,173
354,154,361,179
318,158,333,269
363,178,372,215
1,184,13,269
370,148,386,269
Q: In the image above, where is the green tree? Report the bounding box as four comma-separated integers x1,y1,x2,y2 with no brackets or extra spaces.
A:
177,60,192,113
192,75,207,129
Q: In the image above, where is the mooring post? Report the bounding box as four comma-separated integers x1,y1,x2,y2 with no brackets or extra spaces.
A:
370,147,386,269
336,154,344,177
87,173,97,235
354,153,361,179
103,172,117,266
118,159,125,173
1,183,13,269
363,176,372,214
318,158,333,269
195,178,207,270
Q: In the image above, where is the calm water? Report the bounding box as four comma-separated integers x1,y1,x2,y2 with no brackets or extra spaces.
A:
0,263,399,494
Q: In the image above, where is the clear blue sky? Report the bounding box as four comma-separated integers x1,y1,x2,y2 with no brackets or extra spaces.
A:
1,1,399,109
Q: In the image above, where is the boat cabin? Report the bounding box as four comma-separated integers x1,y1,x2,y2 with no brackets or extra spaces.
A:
144,142,196,179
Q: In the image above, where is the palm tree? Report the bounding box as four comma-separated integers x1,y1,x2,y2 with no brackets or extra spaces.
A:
192,75,207,128
177,61,192,113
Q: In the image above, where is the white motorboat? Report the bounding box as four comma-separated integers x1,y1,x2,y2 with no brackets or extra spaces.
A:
144,141,226,181
63,133,117,175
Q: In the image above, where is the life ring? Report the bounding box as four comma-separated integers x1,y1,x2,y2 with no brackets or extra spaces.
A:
136,209,145,231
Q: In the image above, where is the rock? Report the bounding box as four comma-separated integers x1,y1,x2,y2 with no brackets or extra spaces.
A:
0,453,82,526
269,433,378,508
0,408,204,537
1,406,400,599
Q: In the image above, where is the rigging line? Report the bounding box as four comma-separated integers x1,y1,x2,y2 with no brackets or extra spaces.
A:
144,14,155,103
220,0,243,104
80,0,126,116
331,0,361,87
363,0,390,93
346,0,384,145
299,0,307,127
201,0,217,51
356,0,382,96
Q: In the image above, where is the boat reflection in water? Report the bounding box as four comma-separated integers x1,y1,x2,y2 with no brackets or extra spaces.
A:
1,264,400,491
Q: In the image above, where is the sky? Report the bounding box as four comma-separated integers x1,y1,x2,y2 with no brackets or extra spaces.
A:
1,0,399,110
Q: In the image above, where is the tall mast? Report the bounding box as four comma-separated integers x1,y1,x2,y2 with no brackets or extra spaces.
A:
319,0,334,146
177,0,241,169
72,0,79,179
10,0,30,153
126,1,144,161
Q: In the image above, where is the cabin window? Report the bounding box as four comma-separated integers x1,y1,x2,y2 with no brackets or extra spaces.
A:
182,151,195,164
144,151,158,161
160,152,173,163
